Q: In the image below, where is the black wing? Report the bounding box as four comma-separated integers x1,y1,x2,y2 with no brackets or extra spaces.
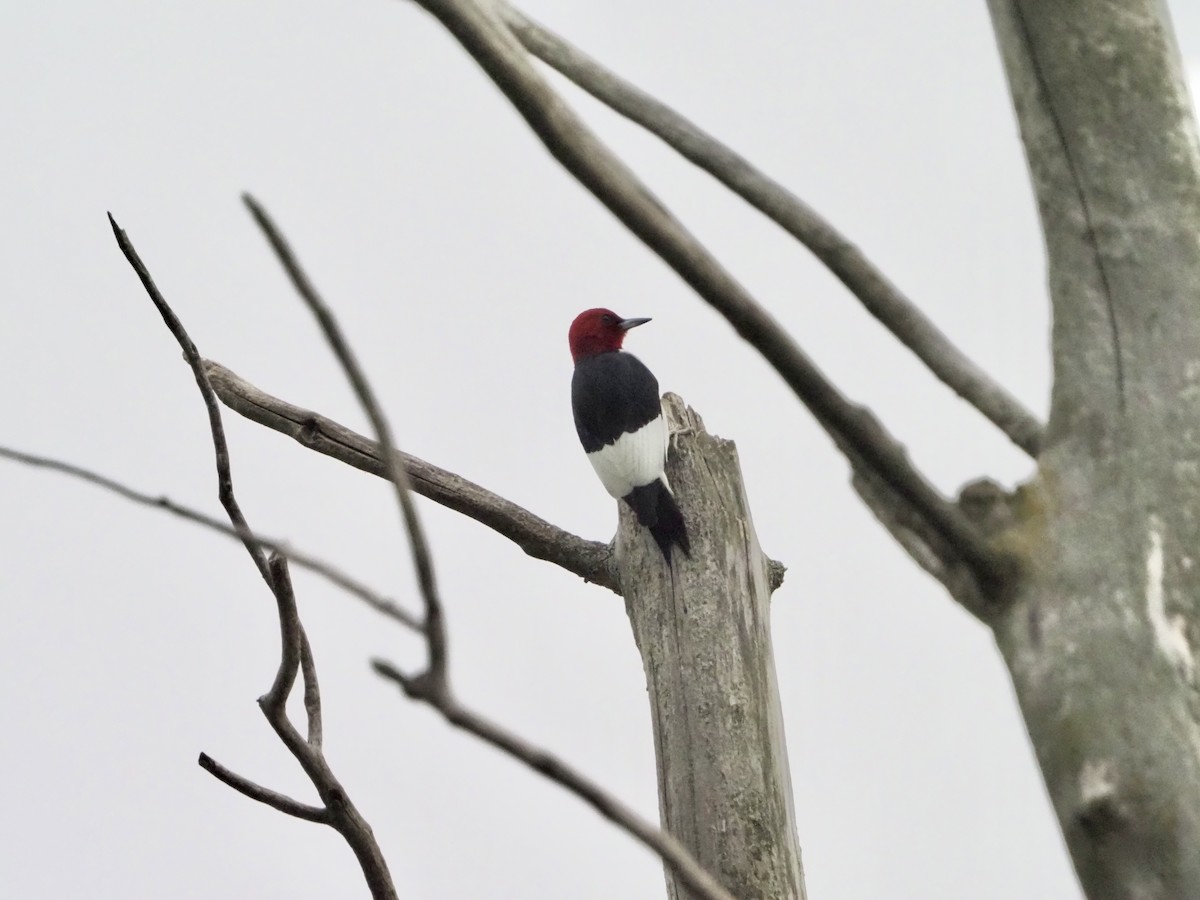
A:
571,351,661,452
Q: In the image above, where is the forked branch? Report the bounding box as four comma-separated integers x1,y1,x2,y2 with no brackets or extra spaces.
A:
109,215,398,900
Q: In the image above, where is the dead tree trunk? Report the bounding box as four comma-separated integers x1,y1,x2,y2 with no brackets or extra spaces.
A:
984,2,1200,896
617,395,805,900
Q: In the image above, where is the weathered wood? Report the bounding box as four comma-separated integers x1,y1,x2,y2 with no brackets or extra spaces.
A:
984,3,1200,897
617,394,804,900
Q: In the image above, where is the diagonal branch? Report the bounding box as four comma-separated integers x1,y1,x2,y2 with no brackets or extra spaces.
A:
373,660,738,900
401,0,1012,585
205,360,622,593
198,753,329,823
108,214,272,587
500,2,1043,458
0,444,422,631
243,193,452,683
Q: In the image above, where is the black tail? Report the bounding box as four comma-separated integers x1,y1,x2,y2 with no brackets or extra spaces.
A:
624,479,691,561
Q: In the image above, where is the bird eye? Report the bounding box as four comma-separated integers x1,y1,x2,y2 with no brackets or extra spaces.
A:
601,314,615,325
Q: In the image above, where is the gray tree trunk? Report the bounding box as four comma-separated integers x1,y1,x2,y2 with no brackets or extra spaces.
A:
616,395,805,900
984,2,1200,896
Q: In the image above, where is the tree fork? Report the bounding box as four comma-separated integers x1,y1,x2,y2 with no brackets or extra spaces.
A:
617,394,804,900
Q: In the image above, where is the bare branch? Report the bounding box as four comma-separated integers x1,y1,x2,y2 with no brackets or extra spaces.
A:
253,558,399,900
244,194,452,683
205,360,621,592
206,363,786,594
262,553,303,715
300,628,324,749
401,0,1011,586
108,213,273,587
198,753,329,823
374,660,738,900
500,2,1044,458
0,444,422,631
110,219,398,899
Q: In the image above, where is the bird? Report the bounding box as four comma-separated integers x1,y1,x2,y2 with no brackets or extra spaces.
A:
569,307,690,561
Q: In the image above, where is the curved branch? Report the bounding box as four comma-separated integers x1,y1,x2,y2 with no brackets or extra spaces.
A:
401,0,1011,585
198,753,329,824
205,360,621,593
500,2,1043,457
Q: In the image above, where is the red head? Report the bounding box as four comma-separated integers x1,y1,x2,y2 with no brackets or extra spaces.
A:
568,308,651,363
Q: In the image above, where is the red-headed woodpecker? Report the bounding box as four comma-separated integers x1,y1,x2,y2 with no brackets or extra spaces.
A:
569,308,690,560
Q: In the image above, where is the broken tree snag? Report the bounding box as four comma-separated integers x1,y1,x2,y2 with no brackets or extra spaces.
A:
616,394,805,900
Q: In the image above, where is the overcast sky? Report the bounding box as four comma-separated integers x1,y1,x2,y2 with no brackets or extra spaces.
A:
4,3,1199,898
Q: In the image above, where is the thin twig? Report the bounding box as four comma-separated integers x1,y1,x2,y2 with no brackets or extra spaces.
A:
110,218,398,900
262,553,303,714
500,2,1044,457
108,213,273,587
243,194,452,683
299,628,324,749
401,0,1011,586
254,557,399,900
0,444,422,631
374,661,738,900
198,753,329,823
204,359,623,592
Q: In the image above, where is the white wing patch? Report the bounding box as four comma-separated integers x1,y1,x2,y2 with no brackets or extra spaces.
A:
586,412,668,499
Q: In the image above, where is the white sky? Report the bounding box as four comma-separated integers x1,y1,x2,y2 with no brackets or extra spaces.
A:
3,2,1198,898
